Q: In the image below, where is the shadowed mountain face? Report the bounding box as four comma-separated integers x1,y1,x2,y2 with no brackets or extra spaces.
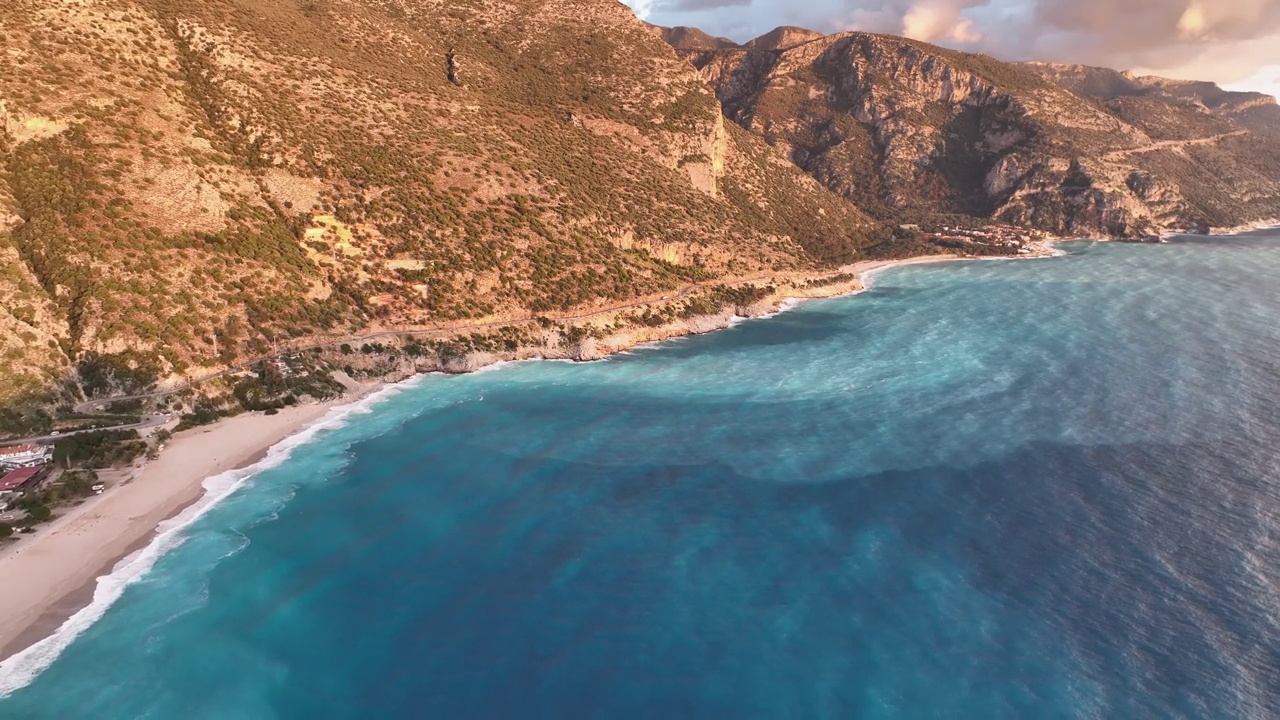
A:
666,28,1280,238
0,0,888,400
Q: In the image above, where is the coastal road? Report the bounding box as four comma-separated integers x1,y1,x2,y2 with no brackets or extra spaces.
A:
7,414,174,446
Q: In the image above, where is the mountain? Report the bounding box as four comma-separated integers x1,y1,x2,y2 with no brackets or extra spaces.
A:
1022,63,1280,137
0,0,892,409
647,25,827,55
648,25,740,52
668,29,1280,238
743,27,825,53
7,1,1280,422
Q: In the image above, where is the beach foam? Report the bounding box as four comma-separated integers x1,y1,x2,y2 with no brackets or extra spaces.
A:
729,298,811,328
0,379,416,698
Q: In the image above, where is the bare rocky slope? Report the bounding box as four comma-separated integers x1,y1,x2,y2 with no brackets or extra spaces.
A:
664,29,1280,239
0,0,896,413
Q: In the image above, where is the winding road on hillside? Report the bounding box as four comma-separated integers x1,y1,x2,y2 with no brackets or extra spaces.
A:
1102,130,1248,161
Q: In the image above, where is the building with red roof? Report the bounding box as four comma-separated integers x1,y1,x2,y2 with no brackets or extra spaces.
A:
0,466,43,493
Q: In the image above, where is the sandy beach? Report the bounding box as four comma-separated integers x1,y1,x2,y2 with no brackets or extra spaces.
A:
0,395,372,661
842,253,963,280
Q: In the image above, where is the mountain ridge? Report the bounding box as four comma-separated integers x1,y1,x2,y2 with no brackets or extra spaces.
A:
665,25,1280,238
1,2,1278,428
1019,61,1280,136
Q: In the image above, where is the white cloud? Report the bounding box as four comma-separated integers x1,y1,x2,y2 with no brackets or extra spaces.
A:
1224,64,1280,100
1132,32,1280,88
622,0,656,20
900,1,985,44
1176,1,1207,39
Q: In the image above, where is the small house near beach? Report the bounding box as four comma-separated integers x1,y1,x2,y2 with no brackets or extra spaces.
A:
0,465,45,496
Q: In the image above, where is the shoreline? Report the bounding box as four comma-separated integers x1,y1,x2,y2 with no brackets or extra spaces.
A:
1156,218,1280,241
1210,218,1280,236
0,243,1062,688
0,386,382,671
502,247,1062,368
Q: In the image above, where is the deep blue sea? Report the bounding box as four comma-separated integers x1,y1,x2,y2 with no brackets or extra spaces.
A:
3,235,1280,718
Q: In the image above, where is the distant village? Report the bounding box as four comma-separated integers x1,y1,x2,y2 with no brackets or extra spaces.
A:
901,222,1048,254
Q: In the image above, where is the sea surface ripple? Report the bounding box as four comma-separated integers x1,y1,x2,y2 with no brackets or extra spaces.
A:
2,235,1280,718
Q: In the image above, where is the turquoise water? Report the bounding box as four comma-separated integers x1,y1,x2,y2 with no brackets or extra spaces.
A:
3,235,1280,718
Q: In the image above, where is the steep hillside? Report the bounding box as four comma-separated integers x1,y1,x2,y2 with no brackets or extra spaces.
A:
671,29,1280,238
0,0,887,409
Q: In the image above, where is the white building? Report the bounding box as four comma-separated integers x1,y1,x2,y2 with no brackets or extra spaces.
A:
0,444,53,469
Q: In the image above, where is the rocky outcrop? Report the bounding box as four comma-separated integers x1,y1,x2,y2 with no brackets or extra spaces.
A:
445,48,462,86
744,26,825,52
648,24,739,52
678,111,728,197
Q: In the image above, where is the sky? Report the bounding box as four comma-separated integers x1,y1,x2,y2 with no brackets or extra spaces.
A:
624,0,1280,99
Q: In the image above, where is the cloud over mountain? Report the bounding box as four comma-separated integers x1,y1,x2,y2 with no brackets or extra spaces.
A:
627,0,1280,93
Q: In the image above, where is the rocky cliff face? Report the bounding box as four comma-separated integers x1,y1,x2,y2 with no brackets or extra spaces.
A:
671,30,1280,239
